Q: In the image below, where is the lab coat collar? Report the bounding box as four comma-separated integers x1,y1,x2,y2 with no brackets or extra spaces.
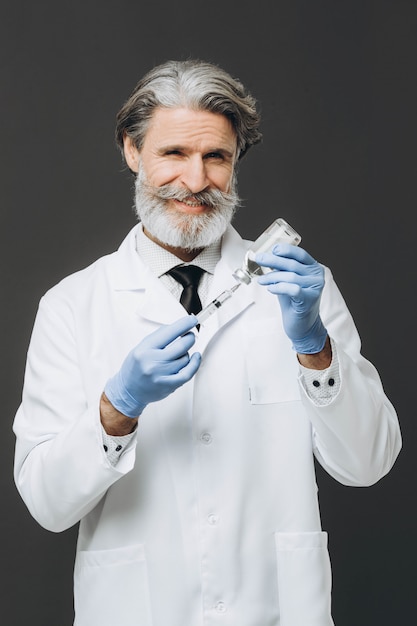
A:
109,224,152,291
107,223,255,329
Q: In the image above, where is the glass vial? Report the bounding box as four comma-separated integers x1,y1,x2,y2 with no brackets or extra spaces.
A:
232,218,302,285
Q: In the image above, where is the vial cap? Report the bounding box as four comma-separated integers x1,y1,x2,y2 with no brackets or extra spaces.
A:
232,268,252,284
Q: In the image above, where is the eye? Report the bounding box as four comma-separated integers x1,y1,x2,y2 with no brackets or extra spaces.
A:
165,149,183,156
205,152,224,160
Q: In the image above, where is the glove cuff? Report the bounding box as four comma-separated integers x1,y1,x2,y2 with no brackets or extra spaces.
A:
104,373,147,418
291,316,328,355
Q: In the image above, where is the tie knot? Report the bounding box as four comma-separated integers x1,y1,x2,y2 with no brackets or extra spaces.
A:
168,265,205,289
167,265,205,316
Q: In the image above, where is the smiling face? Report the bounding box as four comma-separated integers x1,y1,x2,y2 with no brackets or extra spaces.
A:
123,107,240,259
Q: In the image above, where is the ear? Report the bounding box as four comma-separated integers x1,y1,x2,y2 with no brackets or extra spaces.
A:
123,134,140,173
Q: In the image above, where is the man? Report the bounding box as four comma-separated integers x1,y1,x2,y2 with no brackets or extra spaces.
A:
14,60,401,626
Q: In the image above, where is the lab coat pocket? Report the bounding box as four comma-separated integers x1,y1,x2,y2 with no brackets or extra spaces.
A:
274,531,334,626
244,317,300,404
74,544,153,626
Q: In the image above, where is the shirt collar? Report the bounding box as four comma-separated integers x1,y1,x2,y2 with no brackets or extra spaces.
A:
135,223,221,278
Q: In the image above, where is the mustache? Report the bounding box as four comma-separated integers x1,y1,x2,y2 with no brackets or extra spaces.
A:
141,181,240,210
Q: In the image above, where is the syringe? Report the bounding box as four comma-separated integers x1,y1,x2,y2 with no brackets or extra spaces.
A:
196,282,242,325
195,218,301,327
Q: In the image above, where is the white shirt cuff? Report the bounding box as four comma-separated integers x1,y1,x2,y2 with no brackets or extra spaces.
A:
298,337,341,406
101,427,136,466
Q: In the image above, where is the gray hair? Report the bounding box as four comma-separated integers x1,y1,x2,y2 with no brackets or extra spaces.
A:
115,59,262,161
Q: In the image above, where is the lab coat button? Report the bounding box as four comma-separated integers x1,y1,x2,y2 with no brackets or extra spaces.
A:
208,513,219,525
200,432,212,444
215,601,227,613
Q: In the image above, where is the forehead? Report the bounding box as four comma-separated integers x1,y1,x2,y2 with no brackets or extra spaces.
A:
144,107,237,151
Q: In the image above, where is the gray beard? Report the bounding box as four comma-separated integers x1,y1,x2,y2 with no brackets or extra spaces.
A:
134,168,240,252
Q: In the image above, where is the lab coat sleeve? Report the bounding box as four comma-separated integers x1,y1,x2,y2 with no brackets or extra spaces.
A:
13,295,137,533
300,267,402,487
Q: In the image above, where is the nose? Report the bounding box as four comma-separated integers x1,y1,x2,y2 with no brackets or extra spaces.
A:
180,156,210,194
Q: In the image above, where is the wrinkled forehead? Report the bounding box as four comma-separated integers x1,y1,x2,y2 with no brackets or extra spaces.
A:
144,107,238,154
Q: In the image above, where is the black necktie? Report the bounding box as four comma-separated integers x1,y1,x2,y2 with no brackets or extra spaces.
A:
168,265,205,315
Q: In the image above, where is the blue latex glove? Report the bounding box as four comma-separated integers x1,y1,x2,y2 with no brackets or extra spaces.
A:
104,315,201,417
256,243,328,354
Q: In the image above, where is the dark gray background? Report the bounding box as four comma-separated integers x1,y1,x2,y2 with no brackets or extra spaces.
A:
1,1,416,624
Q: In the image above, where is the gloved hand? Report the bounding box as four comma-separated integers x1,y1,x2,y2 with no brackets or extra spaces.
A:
104,315,201,417
255,243,328,354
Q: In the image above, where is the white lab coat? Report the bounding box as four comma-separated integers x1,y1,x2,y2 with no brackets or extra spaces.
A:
14,224,401,626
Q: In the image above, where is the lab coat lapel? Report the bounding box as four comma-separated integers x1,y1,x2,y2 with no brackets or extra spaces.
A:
135,272,185,324
109,223,255,338
109,225,186,325
194,225,255,353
